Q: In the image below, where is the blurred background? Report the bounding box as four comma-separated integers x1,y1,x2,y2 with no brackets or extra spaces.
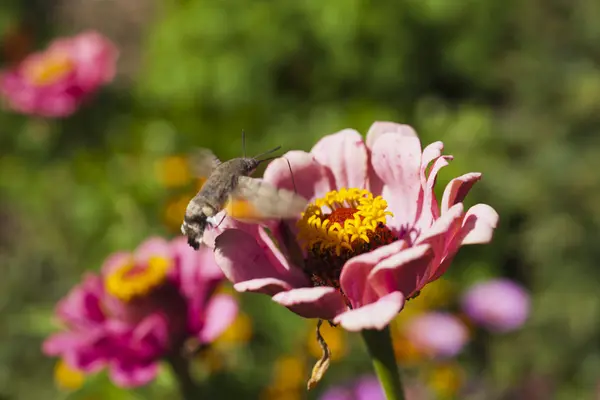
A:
1,0,600,399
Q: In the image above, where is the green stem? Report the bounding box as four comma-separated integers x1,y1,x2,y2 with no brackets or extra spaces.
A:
361,326,406,400
167,354,200,400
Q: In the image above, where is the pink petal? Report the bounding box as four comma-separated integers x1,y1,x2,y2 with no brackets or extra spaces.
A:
417,203,465,249
263,150,334,201
132,314,169,356
365,121,418,150
420,141,445,177
333,291,405,331
109,360,158,388
256,225,309,285
100,251,131,276
310,129,369,190
56,273,105,327
213,229,275,282
43,332,83,356
64,349,107,374
429,204,499,282
44,329,109,373
440,172,482,214
415,155,453,231
461,204,499,245
205,217,305,286
416,204,464,283
214,229,309,287
339,240,408,308
177,236,222,280
198,294,238,343
370,130,423,231
233,277,293,296
169,236,223,299
365,122,416,197
133,237,172,265
200,211,249,249
68,31,118,89
272,287,348,320
367,244,435,299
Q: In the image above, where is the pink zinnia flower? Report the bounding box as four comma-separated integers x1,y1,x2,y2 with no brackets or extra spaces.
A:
404,312,469,358
0,30,118,117
210,122,498,332
461,279,530,332
43,237,237,388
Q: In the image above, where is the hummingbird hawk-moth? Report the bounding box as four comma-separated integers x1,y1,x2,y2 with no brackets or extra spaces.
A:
181,140,308,250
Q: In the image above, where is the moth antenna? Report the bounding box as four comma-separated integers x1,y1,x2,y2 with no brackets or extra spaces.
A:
284,157,298,194
253,145,282,160
242,129,247,158
256,155,279,166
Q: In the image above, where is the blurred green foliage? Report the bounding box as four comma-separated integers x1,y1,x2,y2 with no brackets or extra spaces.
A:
1,0,600,399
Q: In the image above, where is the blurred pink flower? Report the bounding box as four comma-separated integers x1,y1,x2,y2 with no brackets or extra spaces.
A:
320,375,385,400
320,375,430,400
43,237,237,388
461,279,530,332
210,122,499,332
404,312,469,358
0,30,118,117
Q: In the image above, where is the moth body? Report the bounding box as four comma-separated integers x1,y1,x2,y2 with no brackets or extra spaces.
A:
181,147,309,250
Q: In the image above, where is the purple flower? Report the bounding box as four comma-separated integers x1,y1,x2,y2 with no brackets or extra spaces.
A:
320,376,385,400
404,312,469,358
43,237,237,388
461,279,530,332
320,375,432,400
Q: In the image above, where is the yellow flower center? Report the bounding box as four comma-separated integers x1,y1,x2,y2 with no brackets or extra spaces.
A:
105,256,171,302
23,51,74,86
296,188,397,289
54,359,85,391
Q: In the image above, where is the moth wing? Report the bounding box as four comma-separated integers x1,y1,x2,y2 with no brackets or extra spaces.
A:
225,176,308,221
188,148,222,189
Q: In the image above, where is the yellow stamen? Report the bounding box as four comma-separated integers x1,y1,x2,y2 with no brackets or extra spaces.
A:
296,188,397,290
23,51,74,86
54,359,84,391
105,256,171,302
297,188,394,256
